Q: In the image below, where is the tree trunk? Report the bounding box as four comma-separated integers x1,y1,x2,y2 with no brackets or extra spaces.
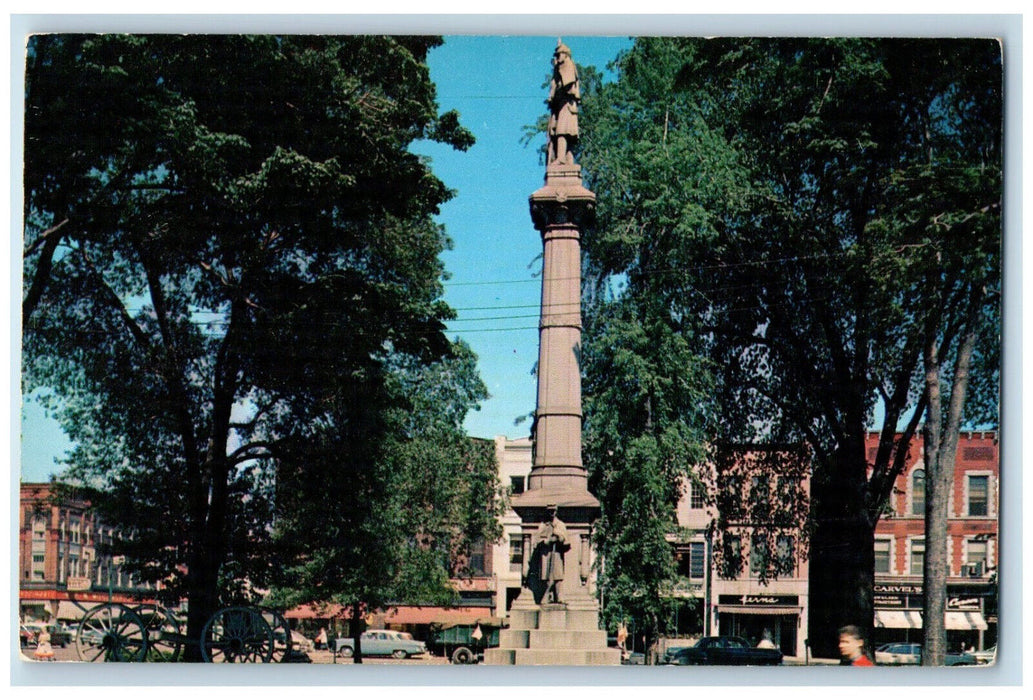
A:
351,601,364,664
922,297,980,666
807,444,875,659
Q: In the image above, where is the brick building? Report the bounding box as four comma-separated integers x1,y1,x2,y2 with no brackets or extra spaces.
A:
869,431,998,652
18,482,150,623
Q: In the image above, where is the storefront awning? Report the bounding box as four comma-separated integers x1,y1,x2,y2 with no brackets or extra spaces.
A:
284,604,348,620
875,610,907,628
715,606,801,616
383,606,495,626
56,601,92,620
874,610,923,628
945,611,988,631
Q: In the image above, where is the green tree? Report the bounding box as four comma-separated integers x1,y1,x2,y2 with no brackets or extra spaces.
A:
265,342,504,662
579,37,1000,658
22,34,483,658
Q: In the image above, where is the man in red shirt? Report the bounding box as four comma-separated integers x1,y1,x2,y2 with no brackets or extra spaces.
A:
838,625,874,666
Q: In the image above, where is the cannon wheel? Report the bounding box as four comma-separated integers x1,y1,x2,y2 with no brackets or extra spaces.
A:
135,604,183,662
201,606,274,663
261,608,292,663
75,603,148,662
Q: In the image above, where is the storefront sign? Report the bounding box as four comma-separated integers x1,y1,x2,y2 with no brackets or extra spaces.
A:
66,576,92,592
875,583,922,594
718,594,799,607
947,597,982,612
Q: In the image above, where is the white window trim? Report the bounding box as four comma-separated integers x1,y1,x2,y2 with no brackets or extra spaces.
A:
963,471,995,518
907,463,926,518
874,535,895,576
906,535,926,577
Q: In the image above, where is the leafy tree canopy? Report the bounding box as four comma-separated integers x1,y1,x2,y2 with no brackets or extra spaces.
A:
579,37,1000,656
22,34,495,655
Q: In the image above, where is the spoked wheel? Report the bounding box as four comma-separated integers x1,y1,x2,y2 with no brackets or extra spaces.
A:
135,605,183,662
260,608,293,663
75,603,148,662
201,606,274,663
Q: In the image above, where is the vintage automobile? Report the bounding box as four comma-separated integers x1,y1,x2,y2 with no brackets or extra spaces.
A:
874,643,976,666
663,636,782,666
332,629,427,659
20,622,73,648
972,645,996,665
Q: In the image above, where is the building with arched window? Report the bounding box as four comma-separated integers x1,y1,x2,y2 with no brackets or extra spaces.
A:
18,483,152,624
869,431,998,653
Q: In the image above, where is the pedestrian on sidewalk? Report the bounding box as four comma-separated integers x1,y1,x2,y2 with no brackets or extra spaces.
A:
837,625,873,666
33,629,55,661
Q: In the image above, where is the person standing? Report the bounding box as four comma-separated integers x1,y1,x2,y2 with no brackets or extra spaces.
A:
757,629,776,649
838,625,874,666
33,628,55,661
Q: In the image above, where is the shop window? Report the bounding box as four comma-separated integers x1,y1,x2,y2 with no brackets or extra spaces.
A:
967,475,989,516
909,538,925,577
874,538,892,574
911,469,925,516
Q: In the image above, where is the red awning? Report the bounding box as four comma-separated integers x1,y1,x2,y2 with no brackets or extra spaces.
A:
383,606,494,626
284,604,348,620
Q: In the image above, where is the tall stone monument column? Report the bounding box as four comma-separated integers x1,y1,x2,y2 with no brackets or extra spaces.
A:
484,39,619,667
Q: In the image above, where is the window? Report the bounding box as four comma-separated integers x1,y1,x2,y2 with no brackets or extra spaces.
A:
32,516,46,541
689,483,705,510
909,538,925,577
775,535,795,576
749,535,768,576
688,541,705,579
750,476,771,519
510,476,525,495
966,540,988,575
467,540,486,576
968,475,989,516
31,553,46,581
911,469,925,516
874,538,892,575
721,535,743,578
509,536,523,572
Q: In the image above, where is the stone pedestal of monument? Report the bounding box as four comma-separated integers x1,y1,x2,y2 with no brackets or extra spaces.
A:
484,604,620,666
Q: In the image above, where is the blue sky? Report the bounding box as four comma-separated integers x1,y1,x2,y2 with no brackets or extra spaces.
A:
17,35,633,482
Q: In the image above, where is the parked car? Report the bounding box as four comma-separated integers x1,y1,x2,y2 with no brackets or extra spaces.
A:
663,636,782,666
972,645,997,665
660,646,690,665
332,629,427,659
875,642,921,665
621,650,646,665
20,622,72,648
874,643,976,666
274,629,314,655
